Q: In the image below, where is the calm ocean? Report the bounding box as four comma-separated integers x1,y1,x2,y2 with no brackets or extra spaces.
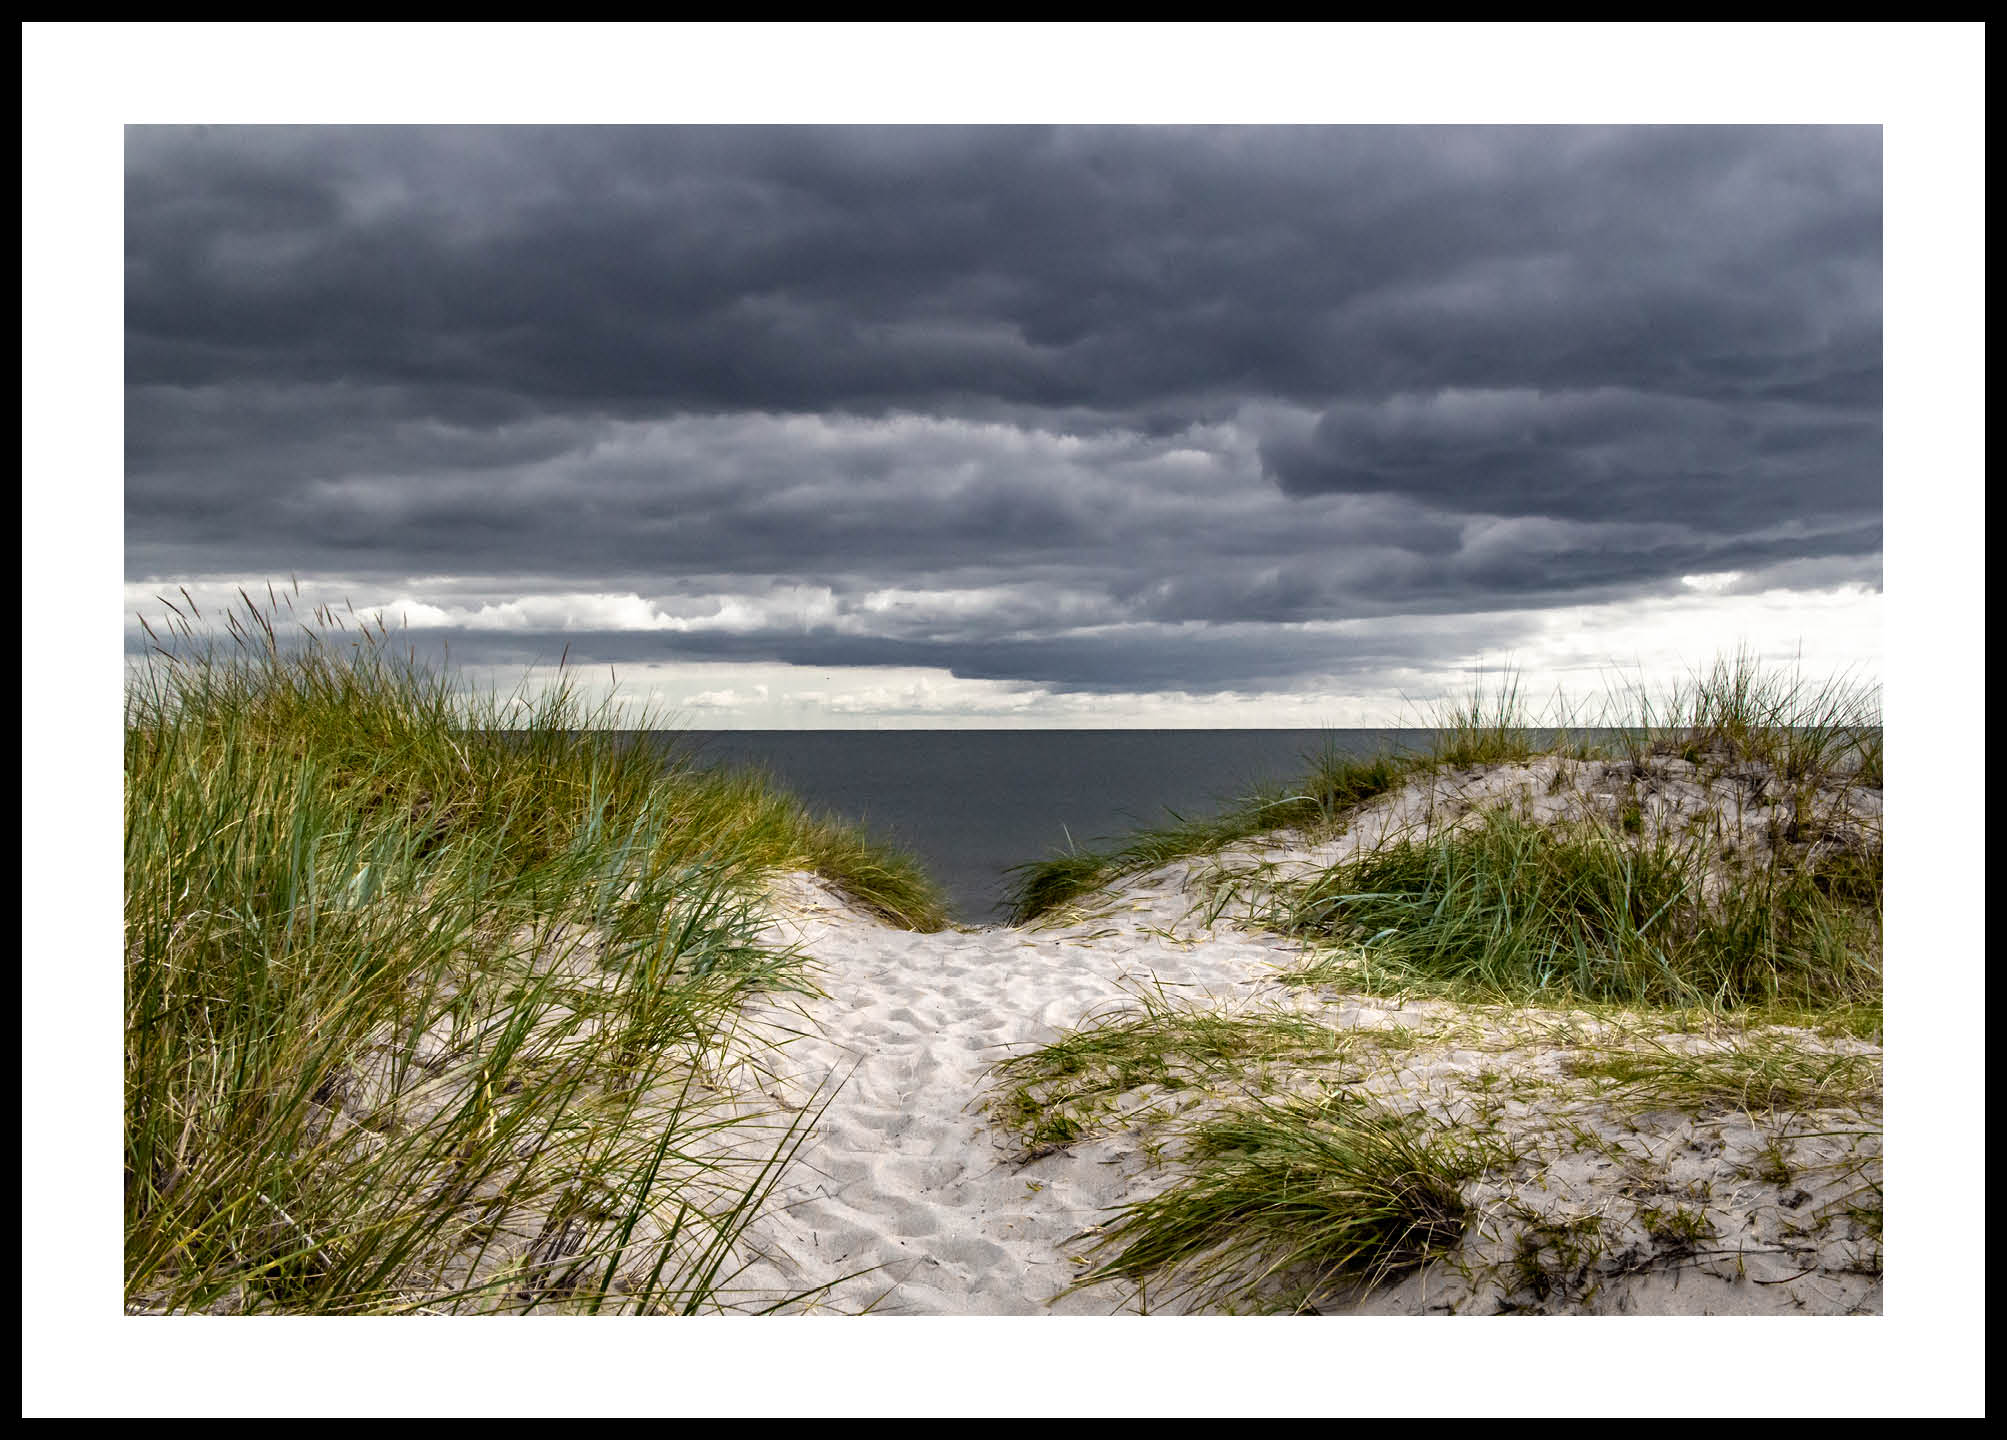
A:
658,729,1420,924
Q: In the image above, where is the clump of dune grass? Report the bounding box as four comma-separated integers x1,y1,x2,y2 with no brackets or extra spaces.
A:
1002,808,1254,926
1007,649,1881,1023
1279,801,1880,1012
986,989,1346,1154
135,588,947,932
125,588,944,1314
1065,1094,1497,1313
1612,647,1882,789
1568,1030,1882,1119
1278,655,1882,1015
1006,653,1878,932
1427,669,1544,768
603,756,948,931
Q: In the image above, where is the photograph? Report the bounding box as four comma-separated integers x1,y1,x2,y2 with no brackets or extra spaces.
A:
22,20,1986,1421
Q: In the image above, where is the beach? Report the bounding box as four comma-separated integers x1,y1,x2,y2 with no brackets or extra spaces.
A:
120,608,1884,1317
706,752,1884,1315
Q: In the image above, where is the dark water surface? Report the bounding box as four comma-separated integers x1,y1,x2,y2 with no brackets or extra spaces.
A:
659,729,1418,924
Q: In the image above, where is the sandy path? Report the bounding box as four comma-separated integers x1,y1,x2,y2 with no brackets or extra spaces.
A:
717,867,1290,1314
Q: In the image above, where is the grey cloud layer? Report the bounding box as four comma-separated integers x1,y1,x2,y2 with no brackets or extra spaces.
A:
126,126,1882,691
1262,388,1880,532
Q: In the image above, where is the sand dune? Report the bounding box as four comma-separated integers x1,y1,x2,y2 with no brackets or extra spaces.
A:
708,756,1883,1315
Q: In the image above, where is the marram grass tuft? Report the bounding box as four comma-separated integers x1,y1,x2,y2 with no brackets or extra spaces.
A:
124,588,945,1313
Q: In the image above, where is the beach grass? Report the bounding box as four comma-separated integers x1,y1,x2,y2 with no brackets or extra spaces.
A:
1009,650,1880,1015
1002,748,1419,925
1278,800,1882,1012
1566,1028,1882,1120
124,588,945,1314
1277,657,1882,1015
1610,647,1884,785
1064,1092,1498,1313
1001,669,1587,924
993,651,1879,1310
986,988,1347,1154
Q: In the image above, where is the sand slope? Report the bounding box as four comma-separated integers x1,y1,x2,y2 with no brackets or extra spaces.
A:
706,756,1882,1315
712,869,1300,1313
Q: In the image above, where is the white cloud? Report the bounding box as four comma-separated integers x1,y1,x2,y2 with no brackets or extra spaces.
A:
1679,571,1745,593
125,574,1881,728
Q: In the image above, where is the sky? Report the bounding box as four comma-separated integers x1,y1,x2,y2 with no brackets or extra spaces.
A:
122,122,1887,727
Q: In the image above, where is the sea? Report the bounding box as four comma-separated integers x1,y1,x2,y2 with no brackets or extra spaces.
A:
657,729,1423,924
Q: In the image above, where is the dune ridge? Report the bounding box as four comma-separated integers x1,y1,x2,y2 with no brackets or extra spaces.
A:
708,752,1883,1314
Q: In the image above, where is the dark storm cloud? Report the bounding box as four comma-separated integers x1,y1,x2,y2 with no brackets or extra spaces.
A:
125,125,1881,691
1260,389,1880,531
127,126,1880,418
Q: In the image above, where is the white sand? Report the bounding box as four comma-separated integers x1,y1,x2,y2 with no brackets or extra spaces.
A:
706,755,1884,1315
711,868,1303,1313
